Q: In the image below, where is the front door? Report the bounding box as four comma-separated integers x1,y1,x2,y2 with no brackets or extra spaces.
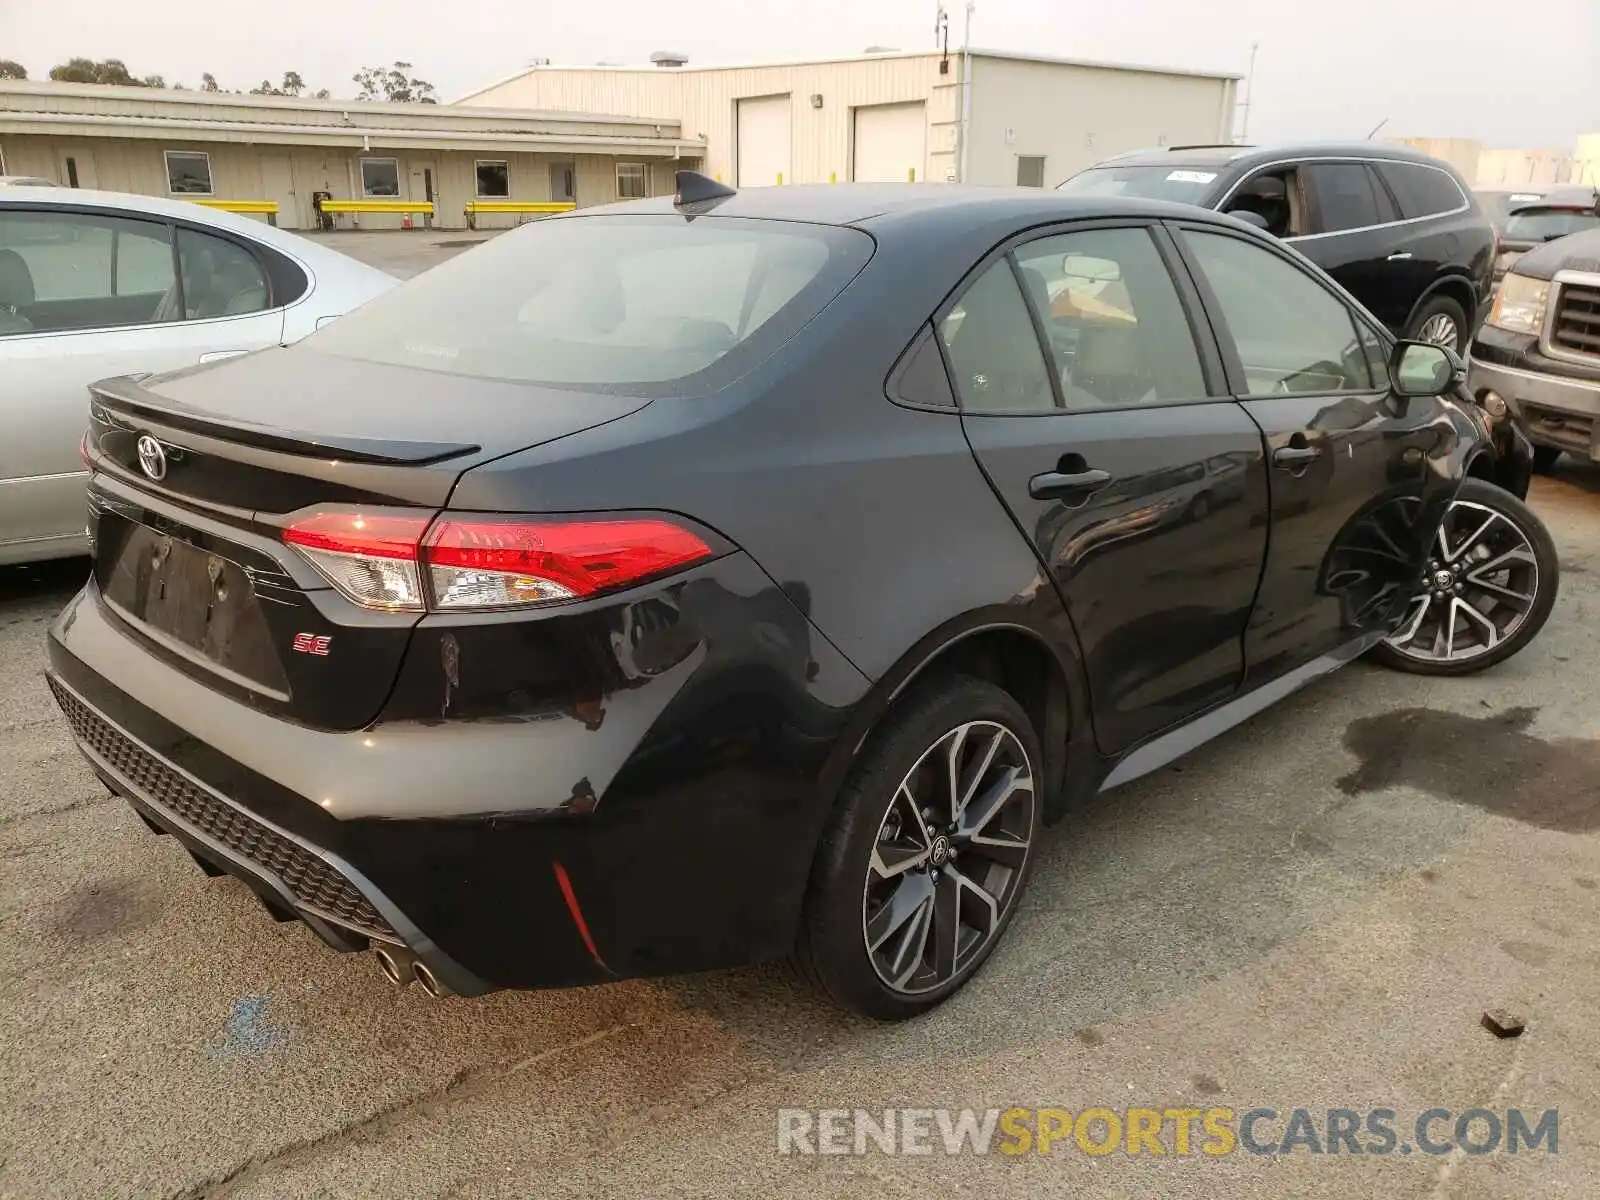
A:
1171,222,1460,683
946,223,1270,754
408,159,438,227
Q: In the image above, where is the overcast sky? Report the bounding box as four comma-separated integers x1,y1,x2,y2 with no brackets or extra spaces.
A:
4,0,1596,147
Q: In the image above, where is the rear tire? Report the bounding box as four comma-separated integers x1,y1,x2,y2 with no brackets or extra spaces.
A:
1407,294,1471,354
1531,445,1562,474
793,675,1042,1020
1370,478,1558,676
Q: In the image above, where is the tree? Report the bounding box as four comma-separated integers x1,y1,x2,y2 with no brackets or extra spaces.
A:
353,61,436,103
49,57,152,86
280,71,305,96
199,72,220,92
313,88,331,99
0,60,26,80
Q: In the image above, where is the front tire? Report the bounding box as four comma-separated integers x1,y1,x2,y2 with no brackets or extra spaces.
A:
794,675,1042,1020
1370,478,1558,675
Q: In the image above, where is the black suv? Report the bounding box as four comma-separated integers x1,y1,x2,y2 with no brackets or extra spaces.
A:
1059,143,1495,353
1469,223,1600,471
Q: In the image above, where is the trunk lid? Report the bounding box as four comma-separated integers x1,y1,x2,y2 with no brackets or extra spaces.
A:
84,349,651,730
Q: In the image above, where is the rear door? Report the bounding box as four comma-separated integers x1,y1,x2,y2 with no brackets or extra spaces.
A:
0,206,284,559
1171,222,1461,683
947,221,1270,755
1294,160,1411,328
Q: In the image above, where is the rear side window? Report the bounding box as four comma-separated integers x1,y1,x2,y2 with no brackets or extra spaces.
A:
1304,163,1387,232
305,214,872,394
1375,162,1467,220
938,260,1056,413
176,228,269,318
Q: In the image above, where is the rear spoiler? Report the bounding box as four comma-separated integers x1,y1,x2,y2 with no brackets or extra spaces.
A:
89,377,481,467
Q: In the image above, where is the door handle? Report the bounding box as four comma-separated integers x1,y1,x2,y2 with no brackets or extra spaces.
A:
1272,445,1322,468
1387,252,1413,261
1028,467,1112,501
198,350,248,364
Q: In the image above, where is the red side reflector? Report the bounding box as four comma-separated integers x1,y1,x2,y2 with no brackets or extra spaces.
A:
423,517,713,599
283,511,431,560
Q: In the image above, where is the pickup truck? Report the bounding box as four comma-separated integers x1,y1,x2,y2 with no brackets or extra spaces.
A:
1469,223,1600,470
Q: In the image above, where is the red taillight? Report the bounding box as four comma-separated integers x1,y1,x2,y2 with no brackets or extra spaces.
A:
283,511,432,560
282,510,714,612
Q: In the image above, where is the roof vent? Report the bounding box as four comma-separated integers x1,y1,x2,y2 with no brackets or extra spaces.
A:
650,51,689,68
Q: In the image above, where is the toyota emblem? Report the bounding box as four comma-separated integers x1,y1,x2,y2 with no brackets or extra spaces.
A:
135,435,167,482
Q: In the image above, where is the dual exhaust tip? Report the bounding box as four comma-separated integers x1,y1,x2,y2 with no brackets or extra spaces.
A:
373,945,453,998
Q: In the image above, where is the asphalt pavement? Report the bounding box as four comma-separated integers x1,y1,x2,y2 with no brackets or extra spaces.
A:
3,234,1599,1197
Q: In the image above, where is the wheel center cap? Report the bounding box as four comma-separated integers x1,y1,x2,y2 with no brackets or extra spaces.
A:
929,835,953,868
1432,568,1454,589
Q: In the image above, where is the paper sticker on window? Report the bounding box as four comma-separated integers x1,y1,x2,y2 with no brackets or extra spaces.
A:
1167,170,1218,185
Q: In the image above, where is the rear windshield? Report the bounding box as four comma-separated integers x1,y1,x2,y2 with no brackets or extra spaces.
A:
1503,207,1600,243
303,214,873,394
1057,165,1223,204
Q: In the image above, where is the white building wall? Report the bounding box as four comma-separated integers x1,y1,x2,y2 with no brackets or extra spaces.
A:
1577,134,1600,187
966,56,1236,188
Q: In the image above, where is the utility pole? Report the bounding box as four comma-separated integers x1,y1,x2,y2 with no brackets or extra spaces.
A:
1237,41,1259,143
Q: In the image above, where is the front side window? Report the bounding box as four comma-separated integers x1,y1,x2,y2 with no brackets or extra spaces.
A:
1014,226,1206,409
165,150,213,195
177,228,269,318
361,158,401,198
1304,163,1385,233
1374,162,1467,220
475,160,510,199
303,214,872,393
1182,229,1371,396
0,210,177,335
937,260,1056,413
617,163,649,200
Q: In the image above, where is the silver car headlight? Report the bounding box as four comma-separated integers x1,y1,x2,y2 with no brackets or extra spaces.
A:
1486,273,1550,335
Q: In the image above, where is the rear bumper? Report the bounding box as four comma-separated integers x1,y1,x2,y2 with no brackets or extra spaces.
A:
46,555,869,990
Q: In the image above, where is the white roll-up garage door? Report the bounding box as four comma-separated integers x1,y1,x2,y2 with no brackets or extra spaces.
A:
852,102,928,183
736,95,792,188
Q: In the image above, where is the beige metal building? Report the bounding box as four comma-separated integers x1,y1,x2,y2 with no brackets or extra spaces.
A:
456,49,1241,190
0,80,703,230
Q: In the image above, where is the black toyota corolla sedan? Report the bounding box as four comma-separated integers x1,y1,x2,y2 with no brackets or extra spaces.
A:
48,175,1553,1020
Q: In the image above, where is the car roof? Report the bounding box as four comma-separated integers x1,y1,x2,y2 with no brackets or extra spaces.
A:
0,175,59,187
1509,185,1599,210
583,183,1243,231
1090,142,1455,171
0,185,392,280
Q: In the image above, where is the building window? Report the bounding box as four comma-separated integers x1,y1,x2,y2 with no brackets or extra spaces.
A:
1016,156,1046,188
616,163,649,200
165,150,214,195
361,158,401,198
475,160,510,199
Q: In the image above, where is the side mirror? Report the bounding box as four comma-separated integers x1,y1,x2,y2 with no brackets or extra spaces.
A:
1230,209,1272,232
1389,340,1462,398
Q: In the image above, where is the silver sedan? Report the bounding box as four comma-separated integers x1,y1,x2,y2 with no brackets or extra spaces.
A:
1,187,396,564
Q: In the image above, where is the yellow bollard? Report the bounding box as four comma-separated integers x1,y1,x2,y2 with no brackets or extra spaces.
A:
829,171,837,184
777,172,784,186
908,167,917,182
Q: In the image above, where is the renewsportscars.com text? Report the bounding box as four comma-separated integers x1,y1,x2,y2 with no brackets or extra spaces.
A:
776,1106,1558,1158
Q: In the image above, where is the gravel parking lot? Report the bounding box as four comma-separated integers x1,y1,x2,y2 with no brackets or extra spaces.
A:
4,234,1599,1198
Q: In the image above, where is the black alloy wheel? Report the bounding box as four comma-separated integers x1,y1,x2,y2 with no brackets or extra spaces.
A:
795,676,1042,1020
1372,478,1559,675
